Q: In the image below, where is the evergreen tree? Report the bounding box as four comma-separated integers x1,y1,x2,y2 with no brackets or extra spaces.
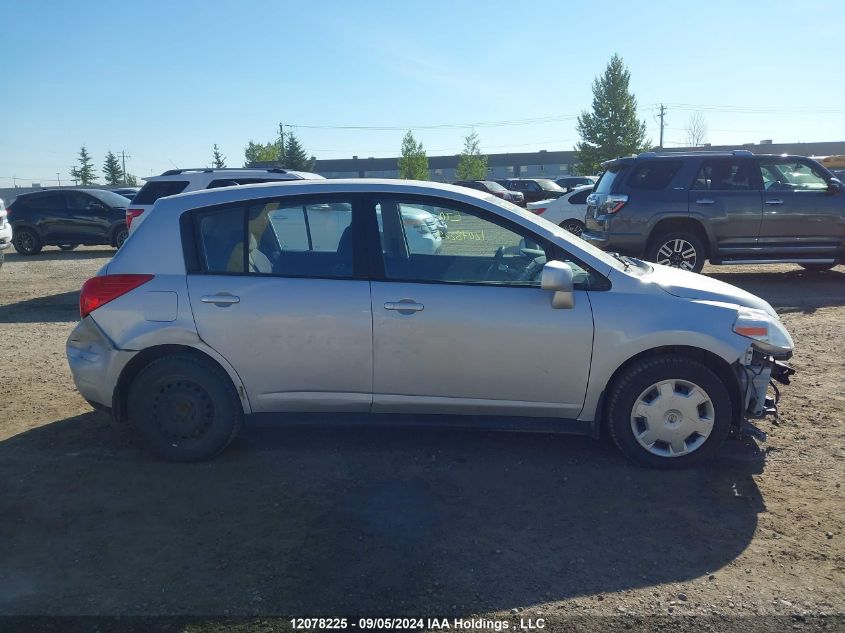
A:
575,54,648,174
283,130,314,171
455,130,488,180
212,144,226,168
103,151,123,185
124,173,138,186
243,139,282,167
397,130,429,180
71,146,97,185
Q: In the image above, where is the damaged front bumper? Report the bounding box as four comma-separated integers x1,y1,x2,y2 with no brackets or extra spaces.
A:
736,348,795,441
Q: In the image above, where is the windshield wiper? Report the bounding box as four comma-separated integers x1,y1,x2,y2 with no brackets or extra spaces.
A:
608,251,630,270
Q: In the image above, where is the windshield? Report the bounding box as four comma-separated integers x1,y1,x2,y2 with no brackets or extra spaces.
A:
536,179,565,192
89,189,133,207
483,181,509,193
484,194,630,272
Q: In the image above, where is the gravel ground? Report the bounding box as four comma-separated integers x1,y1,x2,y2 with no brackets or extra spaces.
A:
0,246,842,632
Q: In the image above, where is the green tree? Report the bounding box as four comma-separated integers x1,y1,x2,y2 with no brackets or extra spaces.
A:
283,130,315,171
397,130,429,180
212,144,226,168
575,54,648,175
102,150,123,185
124,173,138,186
455,130,488,180
243,139,282,167
71,145,97,185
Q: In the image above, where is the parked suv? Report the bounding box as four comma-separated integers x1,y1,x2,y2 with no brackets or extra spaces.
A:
0,198,11,268
583,150,845,273
495,178,566,204
67,179,794,468
126,167,325,234
8,189,130,255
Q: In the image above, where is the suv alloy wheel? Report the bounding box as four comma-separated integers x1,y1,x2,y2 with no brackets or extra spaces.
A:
647,231,705,273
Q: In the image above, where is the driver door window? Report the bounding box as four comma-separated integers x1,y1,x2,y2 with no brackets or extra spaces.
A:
375,199,548,286
758,158,829,192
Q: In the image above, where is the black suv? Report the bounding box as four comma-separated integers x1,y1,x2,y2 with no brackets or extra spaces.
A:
8,189,131,255
582,150,845,273
495,178,566,204
555,175,597,192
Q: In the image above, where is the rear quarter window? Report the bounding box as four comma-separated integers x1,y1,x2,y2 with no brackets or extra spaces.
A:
594,169,624,194
133,180,189,205
626,161,682,190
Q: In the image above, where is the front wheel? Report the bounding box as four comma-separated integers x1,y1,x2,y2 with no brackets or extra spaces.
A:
560,219,585,237
605,355,732,468
127,354,243,462
646,231,705,273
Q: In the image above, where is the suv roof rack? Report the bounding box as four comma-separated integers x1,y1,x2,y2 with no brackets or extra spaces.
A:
731,149,754,156
159,167,290,176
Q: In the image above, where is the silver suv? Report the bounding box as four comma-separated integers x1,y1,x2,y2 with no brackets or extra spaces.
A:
66,179,795,467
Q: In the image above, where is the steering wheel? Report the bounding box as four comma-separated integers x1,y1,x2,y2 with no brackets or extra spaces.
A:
519,256,547,283
484,246,506,281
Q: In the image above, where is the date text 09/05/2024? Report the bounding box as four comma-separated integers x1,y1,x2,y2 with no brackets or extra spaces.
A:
290,617,546,630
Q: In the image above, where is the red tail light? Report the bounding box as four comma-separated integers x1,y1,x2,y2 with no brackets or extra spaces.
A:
603,194,629,215
80,274,154,318
531,207,547,215
126,208,144,228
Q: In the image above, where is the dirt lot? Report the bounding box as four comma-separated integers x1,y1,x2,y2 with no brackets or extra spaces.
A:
0,247,842,632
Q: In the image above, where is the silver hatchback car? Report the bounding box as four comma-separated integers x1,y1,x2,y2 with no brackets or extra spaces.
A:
66,180,795,467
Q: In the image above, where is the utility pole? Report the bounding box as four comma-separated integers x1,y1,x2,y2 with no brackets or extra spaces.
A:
118,150,131,184
278,122,285,166
56,173,61,186
658,104,666,150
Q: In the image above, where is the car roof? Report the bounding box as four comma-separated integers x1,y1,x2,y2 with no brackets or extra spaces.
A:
14,188,102,198
143,167,322,182
162,178,492,207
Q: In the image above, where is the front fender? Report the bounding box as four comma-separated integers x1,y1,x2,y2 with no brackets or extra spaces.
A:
579,289,747,422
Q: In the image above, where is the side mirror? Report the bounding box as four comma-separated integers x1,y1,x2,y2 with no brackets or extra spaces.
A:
828,179,842,195
541,260,575,309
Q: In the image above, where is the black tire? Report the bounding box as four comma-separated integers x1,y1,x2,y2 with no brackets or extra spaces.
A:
58,244,79,251
646,231,706,273
560,219,585,237
12,227,42,255
799,263,835,272
112,226,129,249
605,355,732,469
0,252,4,269
126,354,243,462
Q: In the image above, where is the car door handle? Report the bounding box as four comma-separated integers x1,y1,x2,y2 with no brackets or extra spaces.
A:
765,199,784,205
695,198,715,205
201,294,240,305
384,299,424,314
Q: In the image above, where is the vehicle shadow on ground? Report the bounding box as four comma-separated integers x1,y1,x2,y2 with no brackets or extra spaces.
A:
707,268,845,314
4,248,115,263
0,411,765,617
0,290,78,323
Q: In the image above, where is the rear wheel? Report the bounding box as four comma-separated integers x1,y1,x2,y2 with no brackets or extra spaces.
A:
799,263,835,272
606,355,732,468
646,231,705,273
112,226,129,249
560,219,585,237
127,354,243,462
58,244,79,251
12,227,42,255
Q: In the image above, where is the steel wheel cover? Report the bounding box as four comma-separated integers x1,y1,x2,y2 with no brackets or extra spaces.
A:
630,379,715,457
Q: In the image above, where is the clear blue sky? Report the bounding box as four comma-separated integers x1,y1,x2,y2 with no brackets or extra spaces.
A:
2,0,844,185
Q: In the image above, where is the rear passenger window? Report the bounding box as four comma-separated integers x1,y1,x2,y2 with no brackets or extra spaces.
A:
626,161,682,190
193,198,355,278
133,180,189,204
693,160,753,191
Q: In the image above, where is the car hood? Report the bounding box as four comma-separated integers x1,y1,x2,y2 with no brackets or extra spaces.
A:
647,263,777,317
